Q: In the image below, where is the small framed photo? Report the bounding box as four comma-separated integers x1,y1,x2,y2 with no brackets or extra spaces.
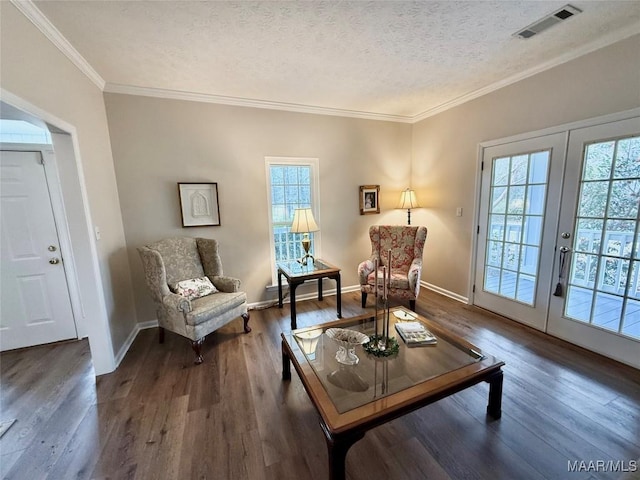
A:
178,182,221,227
359,185,380,215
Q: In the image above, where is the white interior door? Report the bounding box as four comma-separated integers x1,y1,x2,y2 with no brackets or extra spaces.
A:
548,118,640,368
1,150,77,350
474,133,567,331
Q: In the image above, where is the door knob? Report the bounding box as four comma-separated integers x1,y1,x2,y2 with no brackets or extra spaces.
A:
49,258,60,265
48,245,57,252
561,232,571,239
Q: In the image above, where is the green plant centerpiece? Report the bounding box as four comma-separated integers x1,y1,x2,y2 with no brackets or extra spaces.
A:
364,333,399,357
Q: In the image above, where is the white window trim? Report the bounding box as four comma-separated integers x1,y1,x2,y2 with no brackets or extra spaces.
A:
265,156,321,286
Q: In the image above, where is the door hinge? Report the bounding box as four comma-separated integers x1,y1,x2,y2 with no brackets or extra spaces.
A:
472,284,476,293
477,225,480,234
481,161,484,171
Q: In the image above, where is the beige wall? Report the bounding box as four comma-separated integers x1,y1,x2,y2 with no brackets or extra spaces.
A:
411,34,640,297
104,94,412,323
0,3,137,361
4,0,638,349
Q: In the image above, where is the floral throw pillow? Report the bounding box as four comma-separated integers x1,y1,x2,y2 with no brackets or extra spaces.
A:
172,276,218,300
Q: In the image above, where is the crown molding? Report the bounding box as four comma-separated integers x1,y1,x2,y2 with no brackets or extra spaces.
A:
411,21,640,123
103,83,414,123
11,0,105,90
13,0,640,124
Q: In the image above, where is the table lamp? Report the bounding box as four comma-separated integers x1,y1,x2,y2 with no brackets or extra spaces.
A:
290,207,319,265
397,188,420,225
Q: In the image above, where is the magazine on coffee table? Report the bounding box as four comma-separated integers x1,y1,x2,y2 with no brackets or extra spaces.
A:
395,321,437,347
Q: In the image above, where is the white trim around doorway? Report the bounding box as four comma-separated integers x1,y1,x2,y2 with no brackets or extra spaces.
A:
1,88,116,375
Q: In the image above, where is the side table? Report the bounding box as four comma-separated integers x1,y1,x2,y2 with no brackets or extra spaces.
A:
277,259,341,329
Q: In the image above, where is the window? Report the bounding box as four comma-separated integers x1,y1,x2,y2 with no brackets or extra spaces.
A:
265,157,320,284
0,119,51,144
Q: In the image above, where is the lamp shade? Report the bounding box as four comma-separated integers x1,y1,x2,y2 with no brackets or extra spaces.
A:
290,208,319,233
294,328,323,356
398,189,420,209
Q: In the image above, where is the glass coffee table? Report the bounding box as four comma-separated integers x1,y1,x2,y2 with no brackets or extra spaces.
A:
281,307,504,480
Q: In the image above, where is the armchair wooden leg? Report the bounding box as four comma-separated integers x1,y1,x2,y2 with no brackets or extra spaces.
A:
242,312,251,333
191,338,204,365
361,292,367,308
409,300,416,311
158,327,165,344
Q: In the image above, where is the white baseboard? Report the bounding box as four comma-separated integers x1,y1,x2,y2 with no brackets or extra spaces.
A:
254,284,360,309
114,319,158,368
422,281,469,304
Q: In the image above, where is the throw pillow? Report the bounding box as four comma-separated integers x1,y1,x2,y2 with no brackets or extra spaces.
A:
172,276,218,300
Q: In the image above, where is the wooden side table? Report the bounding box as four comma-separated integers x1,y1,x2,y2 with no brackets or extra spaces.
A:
277,259,341,329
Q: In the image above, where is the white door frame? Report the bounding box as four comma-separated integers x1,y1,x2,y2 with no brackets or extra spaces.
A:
1,89,115,375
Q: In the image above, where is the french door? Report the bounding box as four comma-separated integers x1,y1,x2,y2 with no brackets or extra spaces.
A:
474,132,567,331
475,116,640,368
548,118,640,368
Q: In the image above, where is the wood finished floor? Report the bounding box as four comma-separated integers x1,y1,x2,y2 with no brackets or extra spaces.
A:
1,290,639,480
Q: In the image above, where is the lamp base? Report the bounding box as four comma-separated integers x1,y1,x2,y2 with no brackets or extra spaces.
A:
297,234,314,266
297,253,315,266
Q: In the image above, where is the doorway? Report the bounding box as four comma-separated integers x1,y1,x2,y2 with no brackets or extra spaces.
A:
0,95,115,374
474,113,640,368
1,149,78,350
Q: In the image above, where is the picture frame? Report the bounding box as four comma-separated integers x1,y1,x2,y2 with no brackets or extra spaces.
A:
178,182,221,227
359,185,380,215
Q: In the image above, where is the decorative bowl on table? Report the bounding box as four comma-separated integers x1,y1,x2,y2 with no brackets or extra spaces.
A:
325,328,370,365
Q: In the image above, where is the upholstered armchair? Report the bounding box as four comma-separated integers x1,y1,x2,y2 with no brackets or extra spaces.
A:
358,225,428,311
138,237,250,364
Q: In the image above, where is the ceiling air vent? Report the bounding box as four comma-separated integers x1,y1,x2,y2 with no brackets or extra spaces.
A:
513,4,582,39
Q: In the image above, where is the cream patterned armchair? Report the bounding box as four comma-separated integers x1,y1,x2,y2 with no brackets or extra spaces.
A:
358,225,428,311
138,237,250,364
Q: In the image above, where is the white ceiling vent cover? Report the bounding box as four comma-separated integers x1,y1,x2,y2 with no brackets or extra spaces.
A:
514,4,582,39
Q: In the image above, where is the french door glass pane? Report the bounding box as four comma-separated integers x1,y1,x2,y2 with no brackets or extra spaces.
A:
483,150,550,305
565,135,640,339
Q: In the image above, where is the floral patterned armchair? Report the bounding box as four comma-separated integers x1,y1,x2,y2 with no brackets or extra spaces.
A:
358,225,427,311
138,237,250,364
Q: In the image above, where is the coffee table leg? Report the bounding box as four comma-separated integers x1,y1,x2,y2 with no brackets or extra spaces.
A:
320,423,364,480
282,340,291,380
318,278,323,301
486,369,503,419
278,270,283,308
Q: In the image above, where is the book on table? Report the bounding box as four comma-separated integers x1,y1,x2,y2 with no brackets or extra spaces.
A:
394,321,437,346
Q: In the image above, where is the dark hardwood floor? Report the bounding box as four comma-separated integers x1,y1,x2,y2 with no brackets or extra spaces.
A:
1,290,639,479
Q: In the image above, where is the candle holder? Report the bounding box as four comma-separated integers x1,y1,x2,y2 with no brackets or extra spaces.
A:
363,252,400,358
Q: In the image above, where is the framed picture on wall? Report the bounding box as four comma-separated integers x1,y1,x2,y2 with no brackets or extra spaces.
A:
178,182,221,227
359,185,380,215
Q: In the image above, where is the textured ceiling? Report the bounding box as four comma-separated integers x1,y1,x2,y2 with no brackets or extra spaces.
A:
31,0,640,119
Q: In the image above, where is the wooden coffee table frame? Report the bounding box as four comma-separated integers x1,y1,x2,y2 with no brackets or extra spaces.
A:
281,313,504,480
